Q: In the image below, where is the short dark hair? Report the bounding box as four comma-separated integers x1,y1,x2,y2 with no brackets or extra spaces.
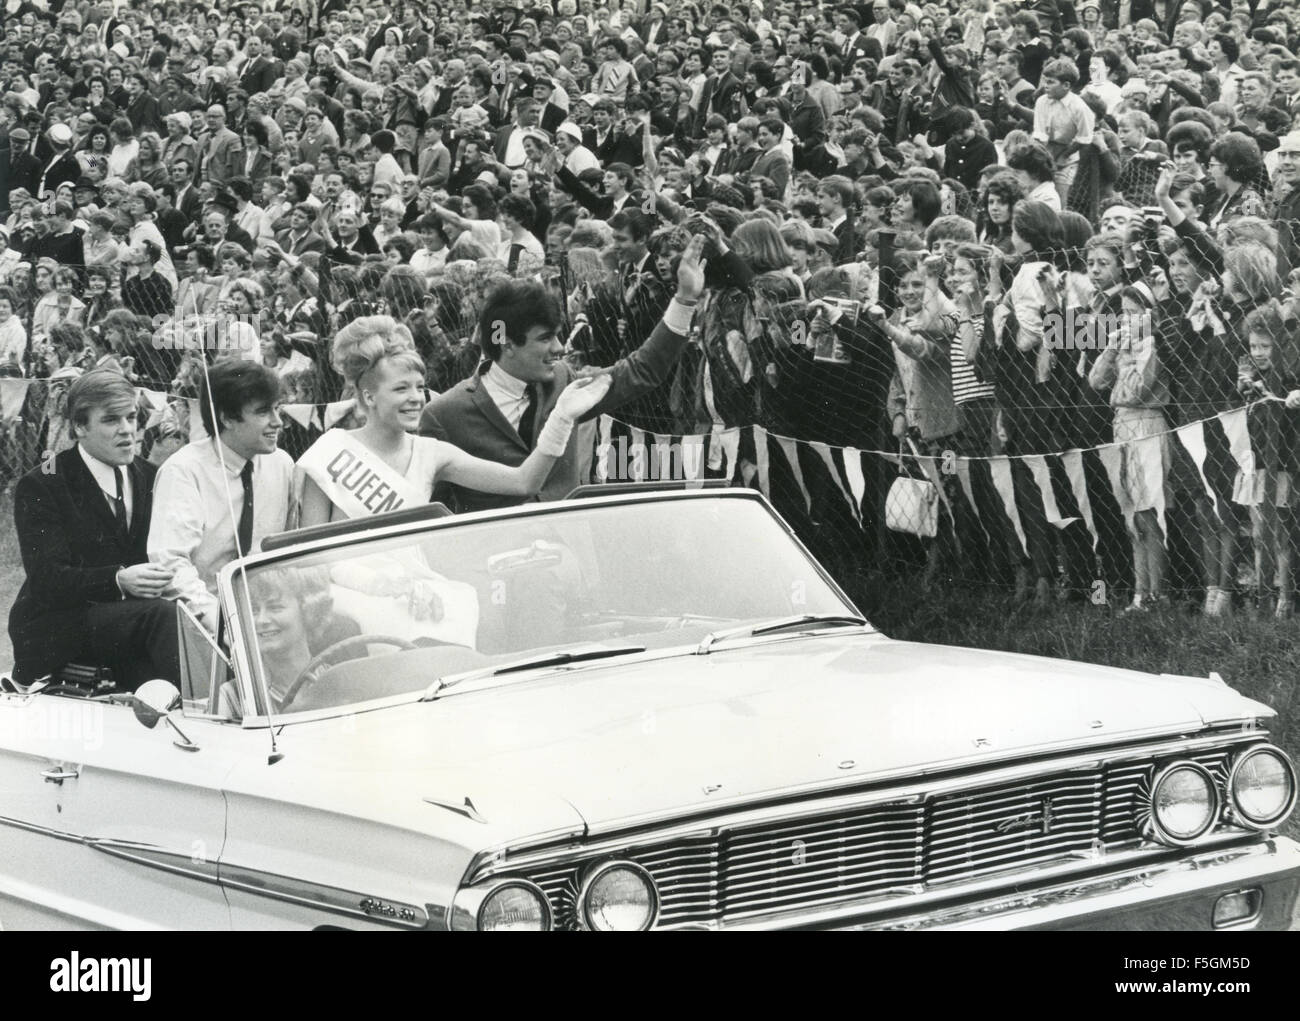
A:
478,279,562,361
1213,32,1239,64
892,178,942,226
609,208,652,241
1210,131,1263,184
200,360,281,437
1007,142,1056,184
499,193,536,229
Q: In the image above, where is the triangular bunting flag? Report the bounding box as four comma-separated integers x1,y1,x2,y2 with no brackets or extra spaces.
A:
842,448,867,523
954,459,980,524
1024,454,1079,529
811,441,859,524
628,427,647,481
1061,449,1098,550
1096,444,1135,532
650,432,676,481
1219,406,1254,476
988,456,1028,557
324,399,356,429
0,378,31,423
1174,419,1220,511
135,387,169,411
679,434,705,481
753,425,770,497
775,434,812,514
281,403,317,430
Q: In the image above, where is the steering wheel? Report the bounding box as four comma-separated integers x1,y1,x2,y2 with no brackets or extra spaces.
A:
279,634,417,711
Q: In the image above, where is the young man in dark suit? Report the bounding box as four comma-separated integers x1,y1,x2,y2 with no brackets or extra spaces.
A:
9,370,179,689
419,236,706,513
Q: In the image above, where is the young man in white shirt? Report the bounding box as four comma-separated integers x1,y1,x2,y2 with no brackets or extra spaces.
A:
149,361,293,632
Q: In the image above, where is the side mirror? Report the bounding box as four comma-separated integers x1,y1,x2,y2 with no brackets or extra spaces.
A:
131,680,199,751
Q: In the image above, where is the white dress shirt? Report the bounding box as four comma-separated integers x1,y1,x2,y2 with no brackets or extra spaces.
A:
79,444,133,525
148,438,294,613
481,361,531,431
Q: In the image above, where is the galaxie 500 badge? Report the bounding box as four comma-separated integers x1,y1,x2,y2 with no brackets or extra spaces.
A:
994,798,1056,836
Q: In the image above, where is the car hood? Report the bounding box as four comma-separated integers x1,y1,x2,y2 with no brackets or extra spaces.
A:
286,633,1272,837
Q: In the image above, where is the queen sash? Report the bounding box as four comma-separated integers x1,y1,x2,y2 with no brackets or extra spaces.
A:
296,428,430,520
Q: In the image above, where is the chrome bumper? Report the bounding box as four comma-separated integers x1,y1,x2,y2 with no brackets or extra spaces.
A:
844,838,1300,931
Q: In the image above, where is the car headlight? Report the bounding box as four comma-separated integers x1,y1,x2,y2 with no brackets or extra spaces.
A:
578,861,659,931
1227,745,1297,830
450,878,552,931
1148,761,1219,846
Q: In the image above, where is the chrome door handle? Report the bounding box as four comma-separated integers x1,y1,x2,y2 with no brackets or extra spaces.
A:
41,766,79,785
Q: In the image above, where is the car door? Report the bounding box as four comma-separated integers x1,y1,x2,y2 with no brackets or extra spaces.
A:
0,605,242,930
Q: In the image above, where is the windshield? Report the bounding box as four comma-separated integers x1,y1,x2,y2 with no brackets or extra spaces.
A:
233,497,857,717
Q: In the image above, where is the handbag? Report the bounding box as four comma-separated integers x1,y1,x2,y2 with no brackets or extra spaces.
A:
885,437,939,538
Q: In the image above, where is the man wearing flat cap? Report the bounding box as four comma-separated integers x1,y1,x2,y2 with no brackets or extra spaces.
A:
6,127,40,196
533,79,568,135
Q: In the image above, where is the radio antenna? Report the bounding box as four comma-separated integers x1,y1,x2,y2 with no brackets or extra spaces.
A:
188,288,284,764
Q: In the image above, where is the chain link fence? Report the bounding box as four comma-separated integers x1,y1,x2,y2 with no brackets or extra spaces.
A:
3,201,1299,616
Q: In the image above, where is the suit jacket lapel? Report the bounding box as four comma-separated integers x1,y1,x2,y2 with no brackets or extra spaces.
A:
63,447,121,539
469,373,530,455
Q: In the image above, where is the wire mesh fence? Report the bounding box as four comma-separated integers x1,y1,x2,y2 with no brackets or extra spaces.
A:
3,206,1300,616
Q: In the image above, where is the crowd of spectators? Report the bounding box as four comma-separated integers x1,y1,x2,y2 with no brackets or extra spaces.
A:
5,0,1300,619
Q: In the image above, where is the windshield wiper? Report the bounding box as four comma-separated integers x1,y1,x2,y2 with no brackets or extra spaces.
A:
422,644,647,701
696,614,869,655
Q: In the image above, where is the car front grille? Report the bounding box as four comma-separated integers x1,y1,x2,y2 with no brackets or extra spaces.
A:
516,748,1237,930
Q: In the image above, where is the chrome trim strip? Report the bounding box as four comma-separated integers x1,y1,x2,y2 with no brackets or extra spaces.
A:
80,835,440,931
217,860,434,930
0,812,85,845
85,839,222,883
468,731,1271,882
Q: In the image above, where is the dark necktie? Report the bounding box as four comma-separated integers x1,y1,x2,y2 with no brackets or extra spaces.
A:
113,467,128,533
237,460,254,557
508,243,523,274
517,384,538,450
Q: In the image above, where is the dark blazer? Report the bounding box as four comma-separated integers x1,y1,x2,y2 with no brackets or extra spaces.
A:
694,71,743,135
419,316,691,513
238,56,280,96
36,151,80,199
276,227,328,257
174,183,203,221
9,449,157,681
539,102,567,136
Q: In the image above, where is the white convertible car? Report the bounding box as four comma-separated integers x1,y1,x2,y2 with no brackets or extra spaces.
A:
0,488,1296,930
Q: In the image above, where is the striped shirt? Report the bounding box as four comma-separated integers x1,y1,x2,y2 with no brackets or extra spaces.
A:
951,316,996,405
